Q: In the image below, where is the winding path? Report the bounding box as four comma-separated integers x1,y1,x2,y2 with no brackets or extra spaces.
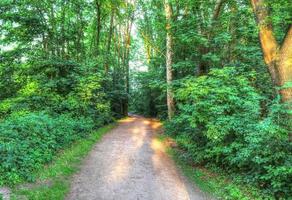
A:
66,116,210,200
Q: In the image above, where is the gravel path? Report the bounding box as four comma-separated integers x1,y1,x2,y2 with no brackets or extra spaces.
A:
66,116,210,200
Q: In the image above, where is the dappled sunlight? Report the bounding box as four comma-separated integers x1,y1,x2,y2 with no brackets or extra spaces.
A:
151,138,166,153
150,121,162,130
106,155,130,184
19,81,39,96
150,138,191,200
65,116,204,199
119,117,135,123
143,119,162,130
105,125,147,185
130,127,146,149
131,128,140,134
3,0,291,198
143,120,150,125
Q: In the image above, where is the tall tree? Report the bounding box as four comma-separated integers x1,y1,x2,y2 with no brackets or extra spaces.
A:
94,0,102,56
105,6,115,73
164,0,175,119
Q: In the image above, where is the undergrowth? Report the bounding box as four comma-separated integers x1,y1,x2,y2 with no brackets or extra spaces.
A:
10,124,116,200
157,134,275,200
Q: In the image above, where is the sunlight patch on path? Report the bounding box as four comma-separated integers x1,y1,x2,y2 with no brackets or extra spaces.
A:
66,117,208,200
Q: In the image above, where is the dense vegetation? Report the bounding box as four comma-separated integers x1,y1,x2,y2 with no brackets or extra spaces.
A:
130,0,292,198
0,0,291,199
0,0,133,185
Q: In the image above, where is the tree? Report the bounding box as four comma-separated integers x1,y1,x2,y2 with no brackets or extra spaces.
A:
251,0,292,104
105,6,115,73
164,0,175,119
94,0,102,56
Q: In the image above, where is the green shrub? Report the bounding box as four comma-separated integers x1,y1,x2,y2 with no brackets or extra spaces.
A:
0,112,94,185
0,61,114,186
165,67,291,198
60,74,113,126
0,61,113,125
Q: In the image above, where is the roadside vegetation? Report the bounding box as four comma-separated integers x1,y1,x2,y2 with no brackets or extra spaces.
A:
168,148,274,200
10,124,115,200
164,67,290,198
0,0,132,193
130,0,291,199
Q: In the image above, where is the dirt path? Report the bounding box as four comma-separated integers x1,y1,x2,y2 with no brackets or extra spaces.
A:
66,116,210,200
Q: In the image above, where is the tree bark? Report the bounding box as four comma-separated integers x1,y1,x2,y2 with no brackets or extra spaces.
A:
212,0,225,21
105,8,115,73
165,0,175,119
60,0,67,59
251,0,292,104
95,0,102,56
278,25,292,103
123,14,134,116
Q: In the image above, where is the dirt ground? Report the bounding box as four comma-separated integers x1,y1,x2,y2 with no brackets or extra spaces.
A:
66,116,211,200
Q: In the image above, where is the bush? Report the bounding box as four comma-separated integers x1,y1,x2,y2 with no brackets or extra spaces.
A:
0,61,113,126
0,112,94,185
60,74,113,126
165,67,292,198
0,61,114,186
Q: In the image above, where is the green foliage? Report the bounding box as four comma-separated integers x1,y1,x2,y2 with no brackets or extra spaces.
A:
12,180,70,200
129,65,167,118
0,0,131,119
165,67,291,198
0,112,94,185
0,58,113,122
167,147,272,200
10,124,115,200
0,0,129,189
1,0,291,199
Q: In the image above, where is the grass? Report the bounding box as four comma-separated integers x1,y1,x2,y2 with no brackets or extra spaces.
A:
10,123,116,200
157,135,273,200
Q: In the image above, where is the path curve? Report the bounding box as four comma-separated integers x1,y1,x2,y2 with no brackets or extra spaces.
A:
66,116,210,200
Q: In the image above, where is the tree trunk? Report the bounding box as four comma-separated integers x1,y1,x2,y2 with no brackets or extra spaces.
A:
278,25,292,103
251,0,292,140
251,0,292,104
123,15,134,116
95,0,102,56
77,5,85,61
105,8,115,73
212,0,225,21
165,0,175,119
61,0,67,59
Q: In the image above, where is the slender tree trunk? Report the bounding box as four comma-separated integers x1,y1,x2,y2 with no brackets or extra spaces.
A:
61,0,67,59
123,17,134,116
165,0,175,119
49,4,56,56
212,0,225,21
95,0,102,56
77,6,85,61
105,8,115,73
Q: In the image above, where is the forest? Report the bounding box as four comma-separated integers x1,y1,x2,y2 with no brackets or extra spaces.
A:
0,0,291,199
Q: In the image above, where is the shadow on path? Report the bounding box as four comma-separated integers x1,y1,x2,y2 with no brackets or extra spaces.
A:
66,116,211,200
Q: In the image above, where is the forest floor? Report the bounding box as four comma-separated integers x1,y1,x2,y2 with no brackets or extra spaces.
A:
66,116,210,200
